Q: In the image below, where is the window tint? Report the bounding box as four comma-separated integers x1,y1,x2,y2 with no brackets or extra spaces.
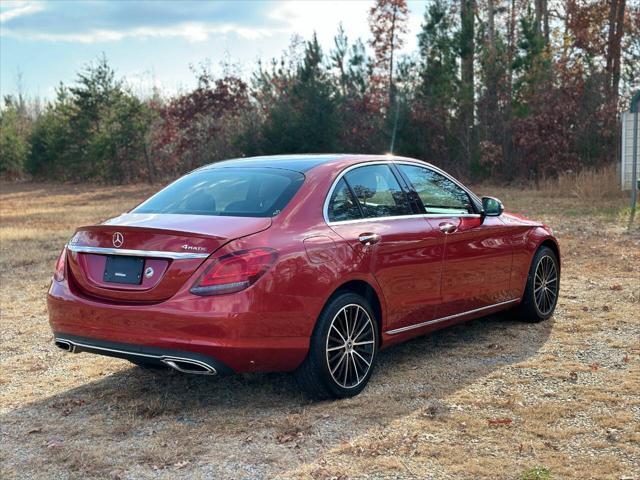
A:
328,179,362,222
398,165,472,215
344,165,411,218
133,168,304,217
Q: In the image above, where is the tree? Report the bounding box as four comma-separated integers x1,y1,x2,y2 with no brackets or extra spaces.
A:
155,67,249,173
244,34,340,155
605,0,626,106
413,0,459,165
477,0,511,176
458,0,476,168
368,0,409,109
27,57,153,182
0,95,30,179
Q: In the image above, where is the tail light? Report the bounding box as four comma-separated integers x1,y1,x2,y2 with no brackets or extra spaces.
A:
190,248,277,296
53,245,67,282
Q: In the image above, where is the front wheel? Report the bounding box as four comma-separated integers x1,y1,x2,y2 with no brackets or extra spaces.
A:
517,246,560,322
296,292,378,399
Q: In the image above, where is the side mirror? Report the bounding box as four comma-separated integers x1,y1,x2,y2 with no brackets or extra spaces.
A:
482,196,504,217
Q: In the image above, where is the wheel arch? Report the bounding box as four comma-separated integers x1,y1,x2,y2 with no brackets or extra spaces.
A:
537,238,561,273
328,279,383,345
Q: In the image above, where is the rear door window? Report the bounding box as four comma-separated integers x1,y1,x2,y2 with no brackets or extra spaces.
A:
133,168,304,217
343,165,411,219
327,179,362,222
398,164,472,215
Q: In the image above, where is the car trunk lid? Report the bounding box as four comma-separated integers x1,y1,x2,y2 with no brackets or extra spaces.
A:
66,213,271,302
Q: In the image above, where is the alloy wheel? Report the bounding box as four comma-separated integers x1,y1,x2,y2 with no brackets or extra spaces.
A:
534,255,558,316
325,304,375,389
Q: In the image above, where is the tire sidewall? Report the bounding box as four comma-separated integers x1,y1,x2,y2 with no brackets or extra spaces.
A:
528,246,560,320
311,292,379,398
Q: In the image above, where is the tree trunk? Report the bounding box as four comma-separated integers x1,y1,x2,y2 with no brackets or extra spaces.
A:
460,0,475,167
543,0,550,44
606,0,626,105
505,0,517,178
486,0,498,131
487,0,495,47
144,142,155,184
388,5,397,109
534,0,549,43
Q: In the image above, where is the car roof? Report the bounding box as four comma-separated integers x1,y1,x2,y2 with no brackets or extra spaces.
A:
199,154,433,173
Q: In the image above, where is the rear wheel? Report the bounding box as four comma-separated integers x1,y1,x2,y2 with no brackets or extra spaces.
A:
517,246,560,322
296,292,378,399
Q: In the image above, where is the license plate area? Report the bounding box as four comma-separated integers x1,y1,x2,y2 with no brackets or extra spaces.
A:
103,255,144,285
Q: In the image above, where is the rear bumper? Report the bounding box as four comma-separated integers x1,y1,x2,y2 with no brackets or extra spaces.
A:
47,279,312,373
53,333,234,375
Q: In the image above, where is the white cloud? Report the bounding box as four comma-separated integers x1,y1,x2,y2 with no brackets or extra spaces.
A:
0,1,45,23
1,1,426,48
1,21,277,44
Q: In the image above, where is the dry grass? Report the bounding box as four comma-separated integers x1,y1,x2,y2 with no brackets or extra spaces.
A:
539,164,624,200
1,179,638,480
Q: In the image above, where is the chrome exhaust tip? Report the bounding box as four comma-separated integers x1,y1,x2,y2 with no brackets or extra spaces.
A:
54,339,76,353
161,357,217,375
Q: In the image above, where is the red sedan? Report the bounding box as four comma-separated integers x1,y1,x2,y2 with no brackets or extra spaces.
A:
48,154,560,398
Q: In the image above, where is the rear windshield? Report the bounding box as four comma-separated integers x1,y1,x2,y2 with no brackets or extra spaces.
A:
133,168,304,217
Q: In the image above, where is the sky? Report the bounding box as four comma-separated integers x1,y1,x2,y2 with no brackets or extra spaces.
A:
0,0,429,100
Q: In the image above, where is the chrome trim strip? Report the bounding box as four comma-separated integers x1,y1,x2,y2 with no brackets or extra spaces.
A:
322,159,482,226
327,213,481,226
54,337,218,375
57,338,157,358
384,299,519,335
67,244,209,260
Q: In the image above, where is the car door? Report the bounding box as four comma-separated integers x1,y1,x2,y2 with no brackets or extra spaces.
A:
396,163,514,318
326,163,444,332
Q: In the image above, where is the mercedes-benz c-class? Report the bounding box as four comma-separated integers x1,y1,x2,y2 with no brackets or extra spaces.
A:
49,155,560,398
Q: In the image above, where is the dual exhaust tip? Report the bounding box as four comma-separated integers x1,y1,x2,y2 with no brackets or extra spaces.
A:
54,338,217,375
55,339,75,353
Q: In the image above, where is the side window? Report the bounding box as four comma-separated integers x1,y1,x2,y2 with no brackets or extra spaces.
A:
327,179,362,222
398,165,472,215
344,165,411,218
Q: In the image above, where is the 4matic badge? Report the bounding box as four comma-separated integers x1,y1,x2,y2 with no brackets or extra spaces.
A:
181,244,207,252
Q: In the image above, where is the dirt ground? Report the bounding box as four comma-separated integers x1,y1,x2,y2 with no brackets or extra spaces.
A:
0,181,638,480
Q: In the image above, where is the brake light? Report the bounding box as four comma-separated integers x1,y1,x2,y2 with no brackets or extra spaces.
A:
53,245,67,282
190,248,277,296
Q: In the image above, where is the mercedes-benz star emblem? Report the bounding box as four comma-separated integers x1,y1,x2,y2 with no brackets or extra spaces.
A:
144,266,154,278
112,232,124,248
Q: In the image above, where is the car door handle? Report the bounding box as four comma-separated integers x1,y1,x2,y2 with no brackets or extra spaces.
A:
438,222,457,234
358,233,381,246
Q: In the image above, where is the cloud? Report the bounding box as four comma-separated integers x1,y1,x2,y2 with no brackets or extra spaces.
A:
1,0,286,43
4,22,277,44
0,1,45,23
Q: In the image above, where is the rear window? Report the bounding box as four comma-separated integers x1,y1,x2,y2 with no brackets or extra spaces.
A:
133,168,304,217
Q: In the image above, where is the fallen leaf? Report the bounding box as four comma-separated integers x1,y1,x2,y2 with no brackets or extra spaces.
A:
610,284,623,291
277,433,294,444
27,427,42,434
488,418,512,426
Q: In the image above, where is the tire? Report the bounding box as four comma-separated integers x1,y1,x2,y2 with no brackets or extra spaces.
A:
517,246,560,323
296,292,379,400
